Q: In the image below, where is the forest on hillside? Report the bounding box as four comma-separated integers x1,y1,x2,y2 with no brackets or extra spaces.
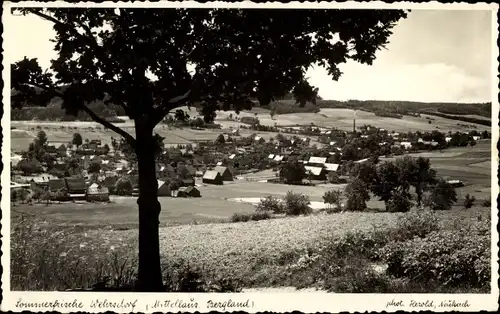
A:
11,89,491,124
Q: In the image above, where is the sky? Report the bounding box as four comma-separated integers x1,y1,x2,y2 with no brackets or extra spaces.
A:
5,9,494,103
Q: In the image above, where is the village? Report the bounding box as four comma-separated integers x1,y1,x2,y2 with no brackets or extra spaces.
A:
10,115,489,206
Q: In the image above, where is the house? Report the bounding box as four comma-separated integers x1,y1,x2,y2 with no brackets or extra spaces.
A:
64,177,87,200
472,136,481,141
308,156,327,165
354,158,369,164
48,179,67,193
268,154,275,159
231,129,240,136
202,170,223,185
10,182,31,191
447,180,464,187
216,161,223,166
400,142,412,149
176,186,201,198
185,165,197,177
329,141,336,146
323,163,340,172
157,180,172,197
11,153,23,167
86,183,110,202
28,175,56,190
180,178,195,187
273,155,284,162
101,176,118,189
304,166,326,180
228,154,236,160
214,166,234,181
445,137,452,143
55,144,67,157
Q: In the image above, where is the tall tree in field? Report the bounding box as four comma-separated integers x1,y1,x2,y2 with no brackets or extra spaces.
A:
72,133,83,147
11,8,407,291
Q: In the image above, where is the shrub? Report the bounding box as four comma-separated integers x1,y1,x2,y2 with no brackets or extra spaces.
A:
279,161,307,184
327,172,341,183
322,190,342,211
391,209,440,242
380,228,490,288
344,178,370,211
423,179,457,210
464,193,476,209
386,190,413,213
230,211,272,223
482,198,491,207
321,255,390,293
240,116,260,125
284,191,312,216
256,196,285,214
115,178,133,196
288,231,391,292
250,211,272,221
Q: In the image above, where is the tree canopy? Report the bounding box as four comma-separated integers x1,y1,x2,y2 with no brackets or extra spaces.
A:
12,8,407,141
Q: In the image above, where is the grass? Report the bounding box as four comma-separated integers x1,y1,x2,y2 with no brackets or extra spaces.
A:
15,206,488,289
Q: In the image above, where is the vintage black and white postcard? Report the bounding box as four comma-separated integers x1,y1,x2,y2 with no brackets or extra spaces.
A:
1,1,498,312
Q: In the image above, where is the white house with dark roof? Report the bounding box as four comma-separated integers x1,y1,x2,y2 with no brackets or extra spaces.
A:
323,163,340,172
308,156,327,165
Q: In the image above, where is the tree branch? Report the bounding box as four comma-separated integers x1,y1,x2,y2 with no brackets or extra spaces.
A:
26,9,99,50
151,90,191,126
23,82,136,147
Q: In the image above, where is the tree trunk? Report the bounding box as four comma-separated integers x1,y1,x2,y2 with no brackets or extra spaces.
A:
135,122,164,291
416,182,423,207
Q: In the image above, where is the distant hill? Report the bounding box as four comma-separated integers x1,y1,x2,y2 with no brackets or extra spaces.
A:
11,88,491,125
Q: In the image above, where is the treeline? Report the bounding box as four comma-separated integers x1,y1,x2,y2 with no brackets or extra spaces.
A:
264,101,320,114
423,111,491,126
11,100,127,122
259,98,492,119
435,102,491,117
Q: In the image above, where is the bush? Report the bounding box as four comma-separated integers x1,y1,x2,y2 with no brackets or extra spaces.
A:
386,190,413,213
322,190,342,211
230,211,272,223
464,193,476,209
423,179,457,210
240,116,260,125
380,228,490,288
287,231,391,292
279,161,307,184
344,179,370,211
250,211,272,221
391,209,440,242
327,172,341,184
256,196,285,214
115,178,133,196
284,191,312,216
482,198,491,207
